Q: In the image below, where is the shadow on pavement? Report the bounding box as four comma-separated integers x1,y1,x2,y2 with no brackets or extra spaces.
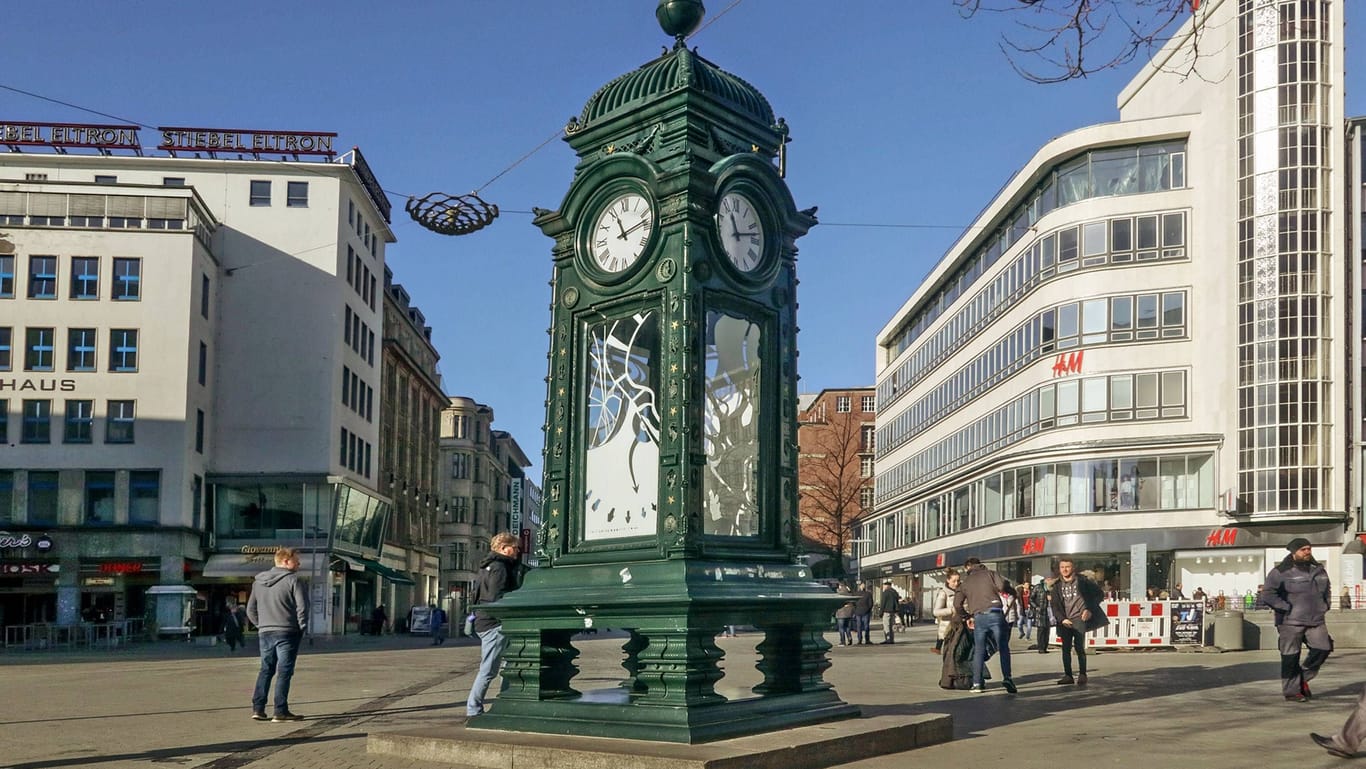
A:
7,733,354,769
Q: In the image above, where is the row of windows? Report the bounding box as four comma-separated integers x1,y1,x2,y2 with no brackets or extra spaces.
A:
347,199,381,258
879,209,1189,409
343,305,376,366
0,327,140,373
445,496,488,526
248,180,309,208
860,452,1214,555
884,141,1188,361
0,191,188,231
1,398,136,444
0,255,141,301
834,394,877,413
342,365,374,422
340,427,373,478
878,290,1189,457
346,247,378,312
0,469,161,525
451,453,485,482
876,369,1189,506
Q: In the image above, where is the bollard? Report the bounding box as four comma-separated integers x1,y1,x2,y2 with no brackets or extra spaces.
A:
1213,609,1244,650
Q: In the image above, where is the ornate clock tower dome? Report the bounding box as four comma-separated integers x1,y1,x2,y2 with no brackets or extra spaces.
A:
475,1,857,743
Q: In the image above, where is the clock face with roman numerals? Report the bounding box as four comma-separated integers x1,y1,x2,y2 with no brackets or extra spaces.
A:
716,192,765,273
591,192,653,273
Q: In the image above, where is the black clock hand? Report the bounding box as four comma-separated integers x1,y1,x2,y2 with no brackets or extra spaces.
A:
621,217,651,237
611,213,628,240
729,214,741,240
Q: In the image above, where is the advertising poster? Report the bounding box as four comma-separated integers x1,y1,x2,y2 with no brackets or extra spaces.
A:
1170,600,1205,645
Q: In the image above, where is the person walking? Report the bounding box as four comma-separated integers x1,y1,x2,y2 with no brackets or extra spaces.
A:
221,599,247,652
834,585,856,646
246,547,309,722
1049,557,1107,686
952,557,1016,694
852,581,874,646
430,604,447,645
1311,686,1366,758
466,532,525,718
370,605,388,636
1260,538,1332,702
932,569,961,654
1031,578,1052,653
878,581,900,644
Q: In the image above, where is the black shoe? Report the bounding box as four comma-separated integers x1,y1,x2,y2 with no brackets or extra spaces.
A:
250,712,269,722
1056,676,1075,685
272,712,305,722
879,640,892,645
1077,673,1088,686
1002,678,1017,694
1311,733,1354,758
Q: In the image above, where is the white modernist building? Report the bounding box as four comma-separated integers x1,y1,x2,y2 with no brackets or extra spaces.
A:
0,124,402,636
864,0,1356,606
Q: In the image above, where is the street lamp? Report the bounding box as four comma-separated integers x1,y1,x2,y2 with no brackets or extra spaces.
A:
848,538,872,584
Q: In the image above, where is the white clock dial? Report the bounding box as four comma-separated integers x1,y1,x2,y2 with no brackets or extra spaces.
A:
591,192,653,273
717,192,765,273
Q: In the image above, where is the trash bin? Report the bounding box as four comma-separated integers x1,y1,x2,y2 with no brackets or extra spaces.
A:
1213,609,1244,650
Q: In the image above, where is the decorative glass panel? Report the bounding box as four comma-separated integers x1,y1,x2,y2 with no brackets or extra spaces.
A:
703,311,762,537
583,311,660,540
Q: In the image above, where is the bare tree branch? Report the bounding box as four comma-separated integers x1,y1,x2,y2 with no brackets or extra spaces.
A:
798,403,874,577
956,0,1206,84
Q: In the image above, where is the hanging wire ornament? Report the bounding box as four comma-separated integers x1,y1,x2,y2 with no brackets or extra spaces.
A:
405,191,499,235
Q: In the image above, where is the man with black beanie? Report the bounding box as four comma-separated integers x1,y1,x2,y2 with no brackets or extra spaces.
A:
1259,538,1332,702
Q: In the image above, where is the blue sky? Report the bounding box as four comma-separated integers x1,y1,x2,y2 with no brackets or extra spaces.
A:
4,1,1361,480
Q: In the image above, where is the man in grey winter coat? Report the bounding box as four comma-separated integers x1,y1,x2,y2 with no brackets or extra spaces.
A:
247,547,309,722
1260,538,1332,702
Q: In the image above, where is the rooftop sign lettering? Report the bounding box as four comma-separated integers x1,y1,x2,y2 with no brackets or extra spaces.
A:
1,121,142,154
158,127,337,157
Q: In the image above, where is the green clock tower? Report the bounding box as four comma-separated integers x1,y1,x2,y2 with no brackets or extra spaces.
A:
473,0,858,743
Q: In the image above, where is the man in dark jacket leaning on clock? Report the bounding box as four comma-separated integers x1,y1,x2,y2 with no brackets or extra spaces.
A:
465,532,526,718
1049,557,1107,687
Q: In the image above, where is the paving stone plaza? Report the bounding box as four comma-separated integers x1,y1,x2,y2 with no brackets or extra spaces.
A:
5,626,1363,769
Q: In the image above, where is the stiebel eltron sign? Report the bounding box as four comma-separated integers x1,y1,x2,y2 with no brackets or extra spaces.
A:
158,127,337,156
1,121,141,152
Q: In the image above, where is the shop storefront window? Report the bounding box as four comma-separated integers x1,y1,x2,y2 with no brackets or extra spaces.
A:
85,471,115,524
214,482,302,537
0,470,13,522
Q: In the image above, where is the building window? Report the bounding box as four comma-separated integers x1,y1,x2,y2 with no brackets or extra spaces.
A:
27,471,58,524
451,496,468,523
473,497,483,525
22,400,51,443
860,455,874,478
452,453,470,479
339,427,348,465
85,471,116,523
859,486,875,511
0,255,13,297
0,327,10,370
163,177,185,187
836,396,851,413
198,342,207,385
106,400,135,443
28,255,57,299
195,409,205,453
112,258,141,300
109,329,138,372
129,470,160,524
0,399,6,443
452,541,468,571
861,395,876,413
94,175,117,185
286,181,309,208
70,257,100,299
64,399,94,443
200,274,210,318
25,328,55,371
0,469,12,522
68,328,97,372
192,475,203,530
249,180,271,206
860,424,876,452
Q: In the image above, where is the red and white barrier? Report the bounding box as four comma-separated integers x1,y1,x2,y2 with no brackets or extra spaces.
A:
1050,601,1174,648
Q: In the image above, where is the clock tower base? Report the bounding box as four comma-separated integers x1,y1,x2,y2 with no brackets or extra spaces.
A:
469,560,860,743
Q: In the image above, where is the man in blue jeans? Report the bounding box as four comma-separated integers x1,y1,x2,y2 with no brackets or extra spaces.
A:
466,532,525,717
953,556,1016,694
247,547,310,722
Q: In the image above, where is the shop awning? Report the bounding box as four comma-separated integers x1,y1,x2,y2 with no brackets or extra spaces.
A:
356,556,415,585
200,553,330,579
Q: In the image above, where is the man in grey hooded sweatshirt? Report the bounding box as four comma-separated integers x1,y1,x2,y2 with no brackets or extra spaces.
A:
247,547,309,722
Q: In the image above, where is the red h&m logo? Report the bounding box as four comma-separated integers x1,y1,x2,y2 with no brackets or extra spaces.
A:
935,553,946,568
1021,537,1047,555
1052,351,1084,377
1206,528,1238,547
